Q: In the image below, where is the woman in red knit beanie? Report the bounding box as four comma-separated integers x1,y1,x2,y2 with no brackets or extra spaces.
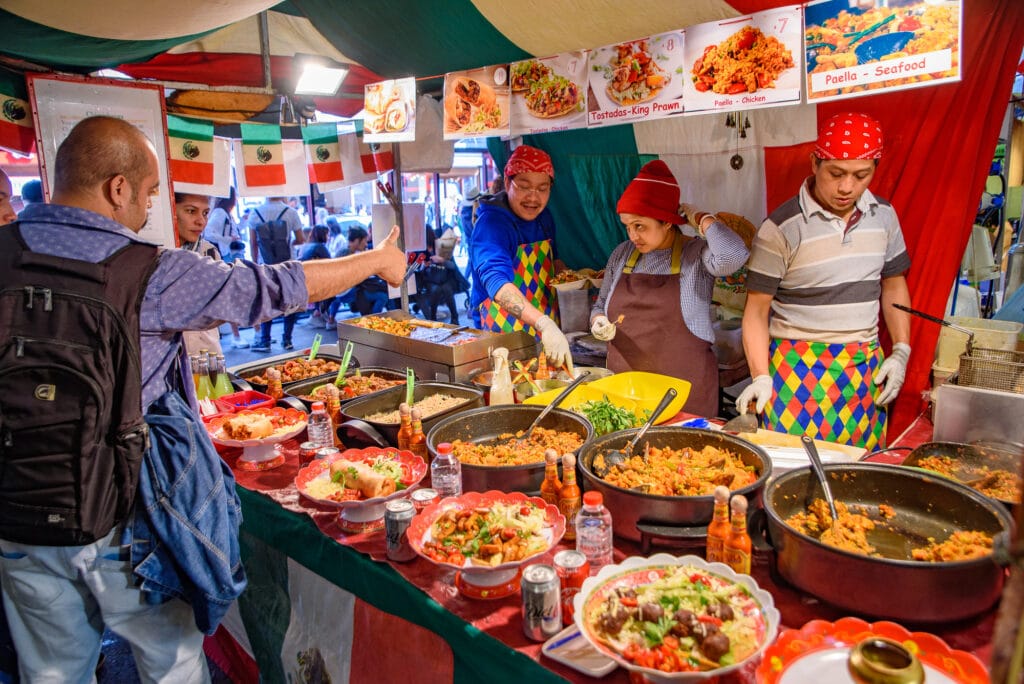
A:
589,160,749,417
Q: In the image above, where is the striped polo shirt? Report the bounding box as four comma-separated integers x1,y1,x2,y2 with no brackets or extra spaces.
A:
746,179,910,343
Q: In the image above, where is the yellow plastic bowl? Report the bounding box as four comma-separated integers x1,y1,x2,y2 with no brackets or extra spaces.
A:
523,371,690,424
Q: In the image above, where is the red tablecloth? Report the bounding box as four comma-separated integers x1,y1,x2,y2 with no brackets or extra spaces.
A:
222,409,997,682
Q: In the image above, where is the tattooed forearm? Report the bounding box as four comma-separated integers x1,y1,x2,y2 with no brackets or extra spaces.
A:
495,290,525,317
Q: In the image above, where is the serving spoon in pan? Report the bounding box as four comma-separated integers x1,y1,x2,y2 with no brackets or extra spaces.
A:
802,435,839,521
595,388,677,477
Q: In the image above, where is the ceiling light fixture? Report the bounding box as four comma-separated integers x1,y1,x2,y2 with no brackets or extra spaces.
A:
294,54,349,96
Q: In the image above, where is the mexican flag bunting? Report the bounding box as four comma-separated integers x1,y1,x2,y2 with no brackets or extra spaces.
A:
358,134,394,175
240,123,287,187
301,123,344,184
167,115,214,185
0,72,35,154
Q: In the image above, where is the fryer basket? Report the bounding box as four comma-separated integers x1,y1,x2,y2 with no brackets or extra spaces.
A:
957,346,1024,394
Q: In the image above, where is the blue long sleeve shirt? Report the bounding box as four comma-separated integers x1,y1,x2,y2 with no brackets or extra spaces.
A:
469,192,556,319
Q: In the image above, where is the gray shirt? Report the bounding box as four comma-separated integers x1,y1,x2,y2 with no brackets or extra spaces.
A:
592,220,749,343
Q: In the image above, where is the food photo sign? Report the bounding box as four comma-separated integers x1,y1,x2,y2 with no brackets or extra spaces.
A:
683,5,803,114
510,51,589,136
442,64,511,140
586,31,686,127
363,77,417,143
804,0,962,102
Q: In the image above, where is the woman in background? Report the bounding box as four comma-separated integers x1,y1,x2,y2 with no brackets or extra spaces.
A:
590,161,748,417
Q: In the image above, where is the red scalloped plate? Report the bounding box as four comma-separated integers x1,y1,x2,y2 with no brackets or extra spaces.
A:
205,407,308,446
407,490,566,574
755,617,989,684
295,447,427,509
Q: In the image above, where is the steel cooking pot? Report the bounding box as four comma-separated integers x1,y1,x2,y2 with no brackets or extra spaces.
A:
900,441,1022,506
576,427,772,543
762,463,1014,623
339,382,483,447
426,404,593,494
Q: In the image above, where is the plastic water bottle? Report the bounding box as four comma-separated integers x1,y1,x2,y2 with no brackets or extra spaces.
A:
306,401,334,449
576,491,613,573
430,442,462,499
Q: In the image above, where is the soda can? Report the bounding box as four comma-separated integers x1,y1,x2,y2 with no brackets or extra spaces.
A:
553,549,590,625
384,499,417,562
410,487,439,512
298,442,320,467
521,563,561,641
315,446,340,460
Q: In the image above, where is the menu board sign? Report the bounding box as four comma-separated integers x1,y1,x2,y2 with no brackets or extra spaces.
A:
586,31,686,127
363,77,417,143
804,0,962,102
510,51,589,137
683,6,803,114
442,65,511,140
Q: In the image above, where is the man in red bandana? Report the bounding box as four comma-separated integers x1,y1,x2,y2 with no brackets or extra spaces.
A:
736,112,912,450
470,145,571,367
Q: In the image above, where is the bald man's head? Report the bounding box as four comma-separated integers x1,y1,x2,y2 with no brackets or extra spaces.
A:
51,116,161,232
54,117,155,196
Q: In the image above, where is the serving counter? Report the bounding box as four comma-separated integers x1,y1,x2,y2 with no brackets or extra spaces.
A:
207,410,999,684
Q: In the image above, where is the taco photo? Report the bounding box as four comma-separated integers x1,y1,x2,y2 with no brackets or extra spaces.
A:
511,60,553,92
606,39,671,106
524,73,582,118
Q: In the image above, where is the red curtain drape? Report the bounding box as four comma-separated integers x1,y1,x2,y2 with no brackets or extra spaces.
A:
736,0,1024,436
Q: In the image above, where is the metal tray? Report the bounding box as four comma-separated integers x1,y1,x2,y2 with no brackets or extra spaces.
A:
339,381,484,447
228,350,359,392
338,310,534,367
284,367,410,409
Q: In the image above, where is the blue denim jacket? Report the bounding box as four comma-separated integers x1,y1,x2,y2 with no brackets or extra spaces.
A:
126,390,246,635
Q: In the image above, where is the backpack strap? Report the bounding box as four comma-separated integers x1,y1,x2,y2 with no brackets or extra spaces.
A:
276,208,289,221
253,209,265,224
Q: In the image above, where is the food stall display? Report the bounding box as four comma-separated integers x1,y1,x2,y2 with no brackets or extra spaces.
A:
338,311,536,382
763,463,1013,622
575,554,780,679
426,405,593,494
295,446,427,533
228,350,356,392
576,427,772,544
407,490,566,599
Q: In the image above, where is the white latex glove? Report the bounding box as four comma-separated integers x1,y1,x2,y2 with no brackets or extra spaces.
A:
591,315,617,341
535,315,571,368
736,375,773,414
680,202,713,235
874,342,911,406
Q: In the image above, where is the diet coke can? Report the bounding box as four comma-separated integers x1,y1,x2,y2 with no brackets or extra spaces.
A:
298,442,320,467
384,499,417,562
553,549,590,625
521,563,561,641
410,487,439,512
315,446,340,460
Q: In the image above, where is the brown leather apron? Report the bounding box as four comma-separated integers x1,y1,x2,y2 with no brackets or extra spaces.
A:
606,236,719,417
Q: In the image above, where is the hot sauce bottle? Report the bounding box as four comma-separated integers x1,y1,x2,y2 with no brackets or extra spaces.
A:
265,368,284,400
539,449,562,507
396,403,413,450
558,454,581,541
705,485,731,564
408,408,428,459
724,494,751,575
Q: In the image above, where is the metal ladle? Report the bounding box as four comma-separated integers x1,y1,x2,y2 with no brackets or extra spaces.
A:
801,435,839,521
595,388,677,476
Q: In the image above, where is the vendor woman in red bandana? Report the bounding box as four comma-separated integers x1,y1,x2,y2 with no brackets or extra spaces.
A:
471,145,571,366
589,161,749,417
736,112,912,450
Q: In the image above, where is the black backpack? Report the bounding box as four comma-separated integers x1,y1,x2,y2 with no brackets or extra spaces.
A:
252,207,292,264
0,225,158,545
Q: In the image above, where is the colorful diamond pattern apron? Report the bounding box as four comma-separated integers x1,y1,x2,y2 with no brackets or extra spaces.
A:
479,238,557,337
765,339,887,451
